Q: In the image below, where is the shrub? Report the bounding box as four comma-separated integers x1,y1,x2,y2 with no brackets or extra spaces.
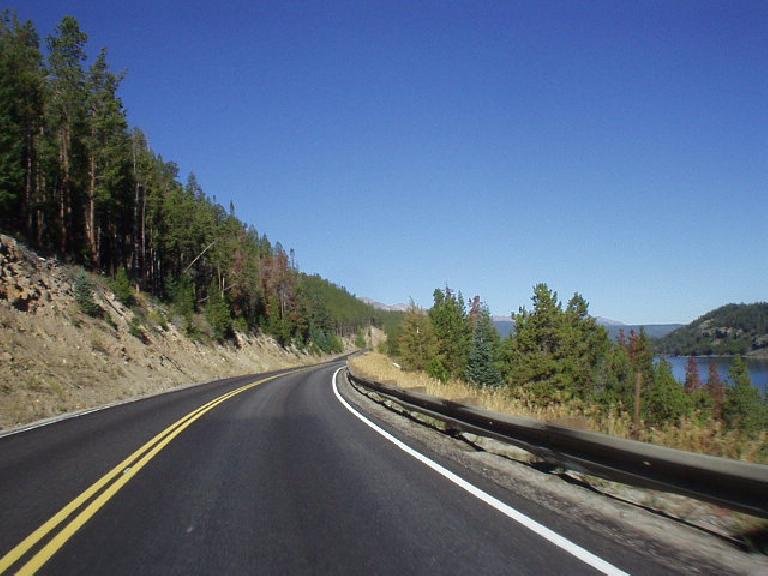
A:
232,316,249,334
74,271,100,318
724,357,768,436
129,316,147,342
205,281,233,341
167,276,195,323
328,334,344,354
111,267,135,306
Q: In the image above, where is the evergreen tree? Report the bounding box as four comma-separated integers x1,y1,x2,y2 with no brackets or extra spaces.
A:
111,266,134,306
723,357,766,435
561,292,610,398
504,284,614,404
73,270,99,317
502,284,570,403
84,48,129,267
206,279,232,341
0,12,45,234
465,303,501,387
398,303,436,372
684,355,701,393
168,275,195,330
46,16,88,256
428,288,471,380
0,13,405,352
707,361,725,421
627,328,654,426
645,358,691,426
592,341,632,409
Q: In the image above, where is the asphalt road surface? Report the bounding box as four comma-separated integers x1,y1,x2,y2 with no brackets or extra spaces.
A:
0,361,680,575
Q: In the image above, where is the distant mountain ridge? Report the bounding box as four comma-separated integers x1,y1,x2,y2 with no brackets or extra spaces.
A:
654,303,768,356
358,297,410,312
492,317,680,340
363,297,682,341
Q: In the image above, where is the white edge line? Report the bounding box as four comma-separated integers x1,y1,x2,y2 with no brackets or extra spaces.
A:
332,368,630,576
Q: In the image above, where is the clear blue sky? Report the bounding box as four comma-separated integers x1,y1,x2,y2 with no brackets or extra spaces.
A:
15,1,768,324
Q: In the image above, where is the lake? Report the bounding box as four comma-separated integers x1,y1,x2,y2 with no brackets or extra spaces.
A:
660,356,768,395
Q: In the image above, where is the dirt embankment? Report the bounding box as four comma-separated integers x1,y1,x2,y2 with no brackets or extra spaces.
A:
0,234,346,431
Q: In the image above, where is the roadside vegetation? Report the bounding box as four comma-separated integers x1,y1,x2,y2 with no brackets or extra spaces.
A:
0,12,395,354
358,285,768,463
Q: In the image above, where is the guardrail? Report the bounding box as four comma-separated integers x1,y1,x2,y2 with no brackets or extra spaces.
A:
344,368,768,518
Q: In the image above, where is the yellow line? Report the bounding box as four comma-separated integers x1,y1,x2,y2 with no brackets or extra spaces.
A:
0,383,249,574
0,371,292,575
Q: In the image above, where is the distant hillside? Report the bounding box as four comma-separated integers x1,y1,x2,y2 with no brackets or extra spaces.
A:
492,318,680,340
603,324,682,340
654,303,768,356
358,297,409,312
493,319,515,338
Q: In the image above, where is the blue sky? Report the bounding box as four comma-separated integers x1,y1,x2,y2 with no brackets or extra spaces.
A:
14,1,767,324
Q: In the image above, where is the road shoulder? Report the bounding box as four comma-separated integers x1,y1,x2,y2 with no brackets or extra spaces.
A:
337,369,768,576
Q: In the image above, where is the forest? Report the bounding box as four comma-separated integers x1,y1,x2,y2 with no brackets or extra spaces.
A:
654,303,768,356
389,285,768,447
0,12,395,350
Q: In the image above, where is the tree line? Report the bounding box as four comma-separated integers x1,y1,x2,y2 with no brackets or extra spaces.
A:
392,284,768,438
0,13,389,348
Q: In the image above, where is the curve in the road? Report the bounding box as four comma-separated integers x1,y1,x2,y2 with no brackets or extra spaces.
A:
0,370,292,575
332,368,627,576
2,362,690,575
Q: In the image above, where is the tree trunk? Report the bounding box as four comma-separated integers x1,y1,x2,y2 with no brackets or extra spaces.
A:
35,126,45,247
59,123,71,257
87,152,97,266
109,219,117,277
24,129,34,239
141,190,146,287
632,371,642,439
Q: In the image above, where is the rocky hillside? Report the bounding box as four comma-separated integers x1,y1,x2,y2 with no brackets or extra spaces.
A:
654,303,768,356
0,235,348,431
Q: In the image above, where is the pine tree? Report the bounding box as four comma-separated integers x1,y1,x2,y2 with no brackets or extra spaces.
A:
85,48,129,267
111,266,134,306
684,355,701,393
645,358,691,426
501,285,611,405
465,303,501,387
707,361,725,421
398,302,436,372
206,279,232,341
428,288,471,380
73,270,99,317
561,292,609,398
627,328,654,430
723,357,766,435
0,12,45,234
46,16,88,256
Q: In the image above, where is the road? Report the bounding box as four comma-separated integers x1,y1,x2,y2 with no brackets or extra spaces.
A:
0,361,681,575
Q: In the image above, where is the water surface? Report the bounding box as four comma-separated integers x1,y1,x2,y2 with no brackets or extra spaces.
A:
661,355,768,395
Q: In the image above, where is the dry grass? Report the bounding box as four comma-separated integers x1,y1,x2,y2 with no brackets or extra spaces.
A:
349,353,768,463
0,298,349,431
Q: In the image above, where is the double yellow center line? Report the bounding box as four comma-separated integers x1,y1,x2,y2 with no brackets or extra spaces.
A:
0,371,289,575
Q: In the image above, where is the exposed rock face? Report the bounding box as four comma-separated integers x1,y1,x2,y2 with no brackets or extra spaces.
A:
0,234,351,431
0,235,69,313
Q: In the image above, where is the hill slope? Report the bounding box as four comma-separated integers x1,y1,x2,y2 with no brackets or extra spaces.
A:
654,303,768,356
0,235,349,430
